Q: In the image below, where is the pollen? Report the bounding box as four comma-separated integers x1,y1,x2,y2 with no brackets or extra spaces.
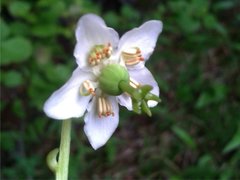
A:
79,80,96,96
122,47,144,66
97,97,114,118
88,43,112,66
129,78,140,89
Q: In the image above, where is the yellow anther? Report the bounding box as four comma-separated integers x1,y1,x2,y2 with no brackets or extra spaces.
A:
97,97,114,118
79,80,96,96
122,47,144,66
88,43,112,66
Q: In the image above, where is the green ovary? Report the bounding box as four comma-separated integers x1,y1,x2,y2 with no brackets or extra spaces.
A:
99,64,129,96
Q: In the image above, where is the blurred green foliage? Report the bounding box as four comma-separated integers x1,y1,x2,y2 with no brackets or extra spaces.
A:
1,0,240,179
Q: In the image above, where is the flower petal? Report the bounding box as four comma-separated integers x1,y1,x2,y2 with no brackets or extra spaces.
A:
74,14,119,69
84,96,119,150
118,20,162,62
43,68,94,120
117,93,132,110
128,67,159,107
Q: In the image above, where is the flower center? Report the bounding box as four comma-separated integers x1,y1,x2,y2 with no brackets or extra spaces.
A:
97,97,114,118
88,43,112,66
121,47,144,66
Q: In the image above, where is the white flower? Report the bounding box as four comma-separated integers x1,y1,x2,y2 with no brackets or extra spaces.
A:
43,14,163,150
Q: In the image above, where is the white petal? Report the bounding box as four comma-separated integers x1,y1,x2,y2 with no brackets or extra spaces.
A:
117,93,132,110
43,68,94,120
74,14,119,68
84,96,119,150
128,67,159,107
118,20,162,61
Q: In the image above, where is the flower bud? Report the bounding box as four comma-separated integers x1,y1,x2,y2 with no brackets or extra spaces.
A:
99,64,129,95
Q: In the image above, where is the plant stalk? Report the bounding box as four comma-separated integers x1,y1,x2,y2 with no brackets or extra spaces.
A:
56,119,72,180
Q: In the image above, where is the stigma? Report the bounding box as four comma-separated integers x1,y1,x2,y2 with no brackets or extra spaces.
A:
97,97,114,118
88,43,112,66
121,47,144,66
79,80,96,96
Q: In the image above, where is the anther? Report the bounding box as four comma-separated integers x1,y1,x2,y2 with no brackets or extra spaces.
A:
122,47,144,66
98,97,103,118
129,78,140,89
97,97,114,118
79,80,96,96
88,43,112,66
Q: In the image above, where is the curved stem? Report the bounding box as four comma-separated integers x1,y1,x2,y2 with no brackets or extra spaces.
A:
56,119,72,180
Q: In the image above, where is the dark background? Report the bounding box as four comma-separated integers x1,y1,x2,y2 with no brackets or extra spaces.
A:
1,0,240,179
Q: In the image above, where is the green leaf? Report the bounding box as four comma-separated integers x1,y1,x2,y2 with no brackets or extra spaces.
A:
1,71,23,87
9,1,30,17
1,37,32,65
191,0,209,17
105,137,117,163
203,15,218,30
121,5,139,20
178,15,201,33
198,154,213,167
223,126,240,153
32,24,59,37
172,126,196,149
0,131,18,151
10,22,29,36
195,83,228,109
195,92,212,109
45,64,72,83
0,19,10,40
214,1,234,10
104,11,119,29
12,100,25,118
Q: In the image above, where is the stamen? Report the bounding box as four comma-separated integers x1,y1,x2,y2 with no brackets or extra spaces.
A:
98,97,103,118
97,97,114,118
88,43,112,66
79,80,96,96
102,98,107,116
129,78,140,89
122,47,144,66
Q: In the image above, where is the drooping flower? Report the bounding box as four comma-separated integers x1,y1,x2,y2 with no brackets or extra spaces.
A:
43,14,163,150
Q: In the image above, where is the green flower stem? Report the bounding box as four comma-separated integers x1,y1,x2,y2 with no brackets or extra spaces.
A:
56,119,72,180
